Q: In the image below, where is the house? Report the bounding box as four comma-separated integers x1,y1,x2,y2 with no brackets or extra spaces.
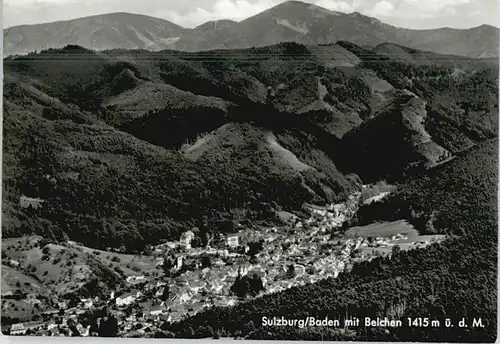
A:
227,235,239,248
225,275,237,285
25,298,42,305
392,233,406,240
180,230,195,249
264,234,276,243
155,281,167,288
277,211,298,224
248,266,266,278
10,323,27,335
48,326,59,336
8,259,20,268
210,282,224,294
166,242,177,249
155,287,165,298
176,256,183,270
126,275,146,284
214,258,225,267
149,305,164,317
293,264,306,276
19,196,44,209
80,298,93,309
2,291,13,298
116,294,136,307
179,292,192,304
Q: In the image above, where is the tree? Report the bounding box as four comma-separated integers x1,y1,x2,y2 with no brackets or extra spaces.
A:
98,315,119,337
13,289,23,301
231,274,264,298
244,320,256,333
154,330,169,338
247,240,264,256
201,255,212,268
202,232,211,247
162,254,175,275
286,264,296,279
160,285,170,301
206,325,214,337
185,326,195,338
191,236,202,248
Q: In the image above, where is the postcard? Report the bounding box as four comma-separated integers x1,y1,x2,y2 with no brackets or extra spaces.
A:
2,0,498,342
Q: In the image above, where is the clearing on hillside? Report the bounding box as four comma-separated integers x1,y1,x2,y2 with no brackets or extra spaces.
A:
345,220,418,239
266,132,313,171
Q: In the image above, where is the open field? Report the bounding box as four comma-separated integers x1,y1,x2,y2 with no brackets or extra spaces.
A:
344,220,418,239
67,241,161,277
1,265,55,322
345,220,446,256
360,181,396,203
2,237,96,295
1,265,49,295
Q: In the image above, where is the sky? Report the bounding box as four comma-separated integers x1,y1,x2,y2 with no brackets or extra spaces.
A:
3,0,499,29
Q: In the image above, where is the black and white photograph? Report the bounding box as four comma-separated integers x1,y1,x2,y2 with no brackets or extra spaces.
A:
1,0,499,341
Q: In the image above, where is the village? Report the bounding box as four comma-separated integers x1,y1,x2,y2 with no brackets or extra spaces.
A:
5,189,444,337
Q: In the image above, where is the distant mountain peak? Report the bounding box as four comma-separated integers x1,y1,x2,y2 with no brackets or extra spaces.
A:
194,19,237,29
264,0,333,13
3,3,498,58
281,0,311,6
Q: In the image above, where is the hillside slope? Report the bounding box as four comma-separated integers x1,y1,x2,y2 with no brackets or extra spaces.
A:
4,12,184,56
340,90,452,182
1,236,123,326
3,42,497,252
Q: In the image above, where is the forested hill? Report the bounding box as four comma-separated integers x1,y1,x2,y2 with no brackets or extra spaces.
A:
3,42,498,255
165,139,498,342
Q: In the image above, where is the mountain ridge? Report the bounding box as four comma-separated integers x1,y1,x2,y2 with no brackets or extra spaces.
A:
4,1,499,57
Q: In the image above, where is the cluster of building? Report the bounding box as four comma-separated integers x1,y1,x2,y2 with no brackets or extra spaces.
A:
7,188,443,337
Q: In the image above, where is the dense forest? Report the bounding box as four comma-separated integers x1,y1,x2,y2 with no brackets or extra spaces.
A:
3,42,497,248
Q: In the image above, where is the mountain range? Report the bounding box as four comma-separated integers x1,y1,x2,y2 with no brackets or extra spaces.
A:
4,0,499,58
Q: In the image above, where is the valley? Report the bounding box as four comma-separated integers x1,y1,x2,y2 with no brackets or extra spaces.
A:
1,185,444,337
